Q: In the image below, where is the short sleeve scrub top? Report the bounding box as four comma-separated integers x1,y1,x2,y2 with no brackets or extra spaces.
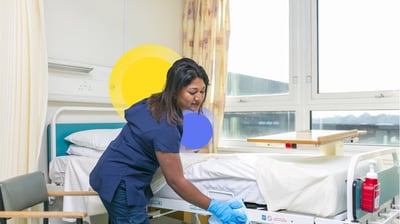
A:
89,98,183,206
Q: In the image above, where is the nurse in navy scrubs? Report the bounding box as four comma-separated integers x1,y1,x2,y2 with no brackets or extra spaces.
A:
89,58,248,224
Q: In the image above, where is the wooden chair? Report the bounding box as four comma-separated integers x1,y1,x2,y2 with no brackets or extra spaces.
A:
0,171,98,224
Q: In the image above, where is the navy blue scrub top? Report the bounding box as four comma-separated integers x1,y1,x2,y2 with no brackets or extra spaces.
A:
89,98,183,206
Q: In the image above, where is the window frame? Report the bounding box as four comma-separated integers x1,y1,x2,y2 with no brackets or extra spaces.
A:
310,0,400,106
218,0,400,151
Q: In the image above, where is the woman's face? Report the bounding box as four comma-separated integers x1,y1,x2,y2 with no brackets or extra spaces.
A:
176,77,206,112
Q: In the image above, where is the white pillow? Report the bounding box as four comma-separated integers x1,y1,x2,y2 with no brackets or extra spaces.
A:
67,144,104,158
64,128,122,150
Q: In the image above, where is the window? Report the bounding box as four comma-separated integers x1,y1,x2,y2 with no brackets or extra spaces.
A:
312,110,399,146
317,0,400,93
221,0,399,150
222,0,293,147
222,111,295,140
227,0,289,97
311,0,400,146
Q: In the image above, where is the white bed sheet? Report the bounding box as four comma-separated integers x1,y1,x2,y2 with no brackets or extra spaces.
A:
49,153,369,218
156,153,369,217
155,153,265,205
49,155,101,219
255,155,369,217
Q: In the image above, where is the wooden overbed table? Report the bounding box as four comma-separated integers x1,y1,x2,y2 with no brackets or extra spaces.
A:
247,129,366,155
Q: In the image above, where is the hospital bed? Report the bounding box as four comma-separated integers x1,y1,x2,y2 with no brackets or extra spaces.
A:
47,106,400,224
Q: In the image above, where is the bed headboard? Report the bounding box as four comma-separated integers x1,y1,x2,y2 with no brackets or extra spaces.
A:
47,123,125,161
47,106,126,162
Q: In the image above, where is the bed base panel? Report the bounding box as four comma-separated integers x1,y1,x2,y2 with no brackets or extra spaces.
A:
149,196,399,224
149,197,318,224
148,197,209,216
245,210,316,224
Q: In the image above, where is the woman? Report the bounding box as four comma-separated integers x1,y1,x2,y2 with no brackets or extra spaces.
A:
89,58,248,224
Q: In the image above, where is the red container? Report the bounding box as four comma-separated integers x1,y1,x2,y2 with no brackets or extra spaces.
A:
361,162,380,212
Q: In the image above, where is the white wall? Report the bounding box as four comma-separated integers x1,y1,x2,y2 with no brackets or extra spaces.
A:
41,0,184,175
44,0,183,66
126,0,183,53
45,0,183,104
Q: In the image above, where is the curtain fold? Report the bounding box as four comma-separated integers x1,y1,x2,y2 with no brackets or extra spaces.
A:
182,0,230,153
0,0,48,184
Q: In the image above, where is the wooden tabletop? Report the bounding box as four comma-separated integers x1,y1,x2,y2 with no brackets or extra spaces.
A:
247,129,365,145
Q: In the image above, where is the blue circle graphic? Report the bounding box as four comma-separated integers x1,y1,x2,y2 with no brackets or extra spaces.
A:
181,112,213,149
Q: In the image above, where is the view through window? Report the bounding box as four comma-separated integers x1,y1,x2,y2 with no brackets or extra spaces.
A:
222,0,399,147
317,0,400,93
314,0,399,146
222,0,292,141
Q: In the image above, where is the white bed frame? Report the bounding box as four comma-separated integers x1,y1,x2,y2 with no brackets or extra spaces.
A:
48,106,400,224
149,147,400,224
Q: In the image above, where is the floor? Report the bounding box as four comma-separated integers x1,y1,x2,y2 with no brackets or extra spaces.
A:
150,216,189,224
48,215,188,224
48,195,191,224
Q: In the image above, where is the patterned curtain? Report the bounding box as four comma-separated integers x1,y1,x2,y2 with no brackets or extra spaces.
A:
0,0,48,182
182,0,230,153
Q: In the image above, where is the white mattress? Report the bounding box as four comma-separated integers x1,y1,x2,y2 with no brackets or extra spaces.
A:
155,153,265,205
49,153,369,218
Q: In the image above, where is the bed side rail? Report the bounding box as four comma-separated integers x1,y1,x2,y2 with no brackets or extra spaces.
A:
346,147,399,221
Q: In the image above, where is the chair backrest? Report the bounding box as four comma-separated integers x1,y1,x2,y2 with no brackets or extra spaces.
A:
0,171,48,211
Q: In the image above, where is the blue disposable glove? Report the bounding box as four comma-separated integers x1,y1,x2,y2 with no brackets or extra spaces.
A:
207,199,248,224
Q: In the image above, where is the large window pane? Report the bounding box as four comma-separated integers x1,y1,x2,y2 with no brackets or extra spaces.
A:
222,111,295,140
311,110,400,146
318,0,400,93
227,0,289,96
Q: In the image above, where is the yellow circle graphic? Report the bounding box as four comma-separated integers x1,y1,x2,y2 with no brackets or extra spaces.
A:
109,45,181,118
